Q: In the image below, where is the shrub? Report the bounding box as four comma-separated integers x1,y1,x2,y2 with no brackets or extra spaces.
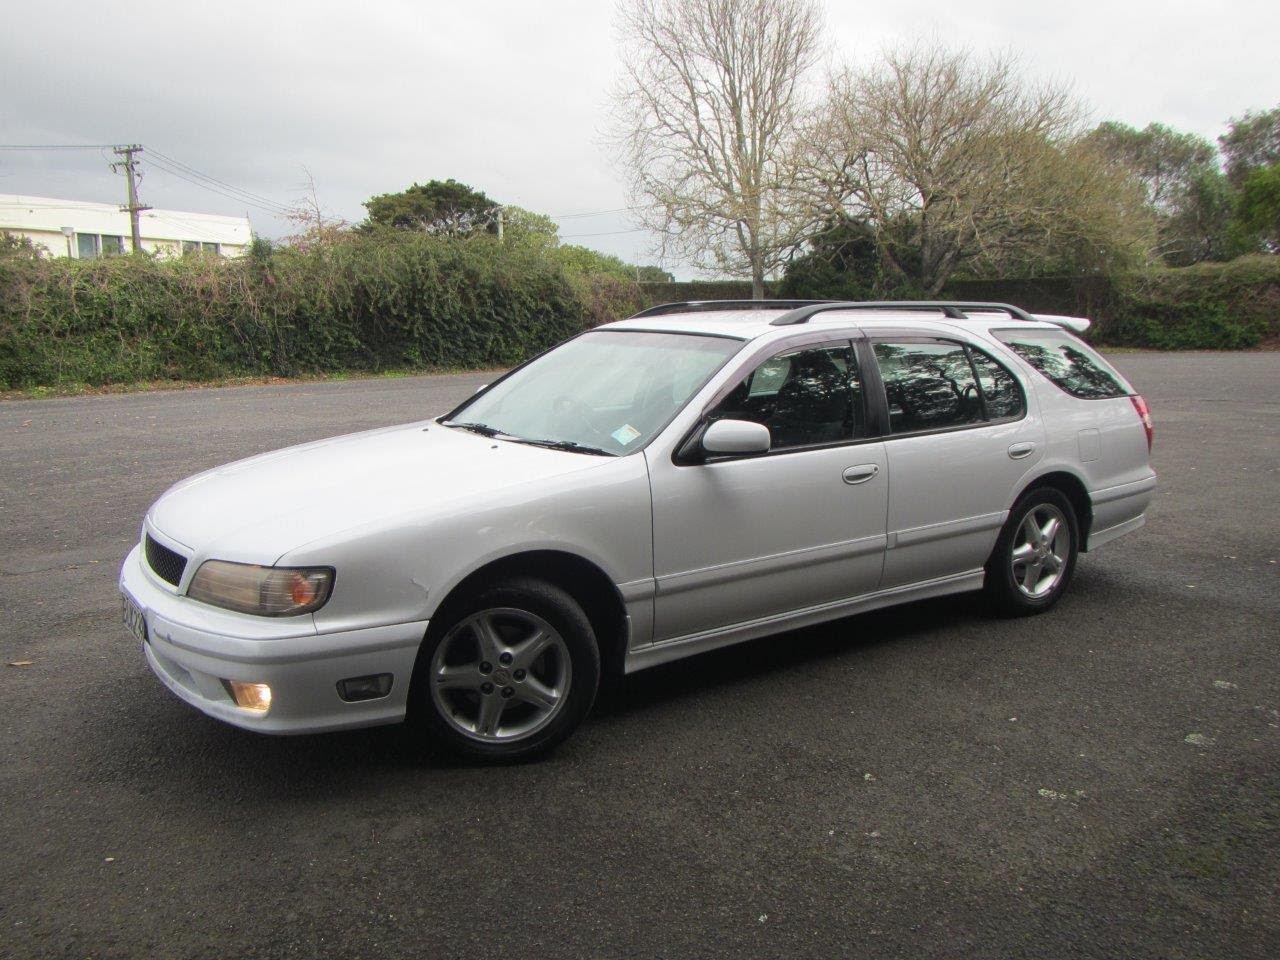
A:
0,233,593,389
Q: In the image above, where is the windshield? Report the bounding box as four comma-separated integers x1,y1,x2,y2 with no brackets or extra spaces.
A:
445,330,744,455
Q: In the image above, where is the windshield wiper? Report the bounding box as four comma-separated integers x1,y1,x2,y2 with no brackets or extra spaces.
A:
442,420,502,437
512,437,617,457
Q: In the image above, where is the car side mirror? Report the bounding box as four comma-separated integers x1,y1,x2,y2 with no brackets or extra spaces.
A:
701,419,771,456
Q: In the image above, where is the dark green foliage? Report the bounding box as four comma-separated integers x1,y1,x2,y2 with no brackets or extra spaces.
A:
634,265,674,282
637,280,767,304
0,233,606,390
946,256,1280,349
776,218,900,300
363,179,499,235
1237,164,1280,251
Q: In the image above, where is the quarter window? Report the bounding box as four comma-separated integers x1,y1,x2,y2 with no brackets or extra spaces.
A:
968,347,1025,420
711,344,863,449
993,329,1127,399
874,341,983,433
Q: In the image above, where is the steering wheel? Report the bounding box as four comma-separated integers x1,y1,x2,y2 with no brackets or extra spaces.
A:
551,396,612,445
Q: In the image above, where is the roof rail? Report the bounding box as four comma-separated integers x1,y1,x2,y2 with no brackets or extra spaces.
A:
630,299,829,319
770,300,1041,326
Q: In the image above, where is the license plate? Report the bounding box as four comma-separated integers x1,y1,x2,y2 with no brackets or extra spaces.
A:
121,593,148,644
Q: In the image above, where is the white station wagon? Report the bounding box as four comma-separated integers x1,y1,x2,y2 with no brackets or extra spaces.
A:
119,300,1156,760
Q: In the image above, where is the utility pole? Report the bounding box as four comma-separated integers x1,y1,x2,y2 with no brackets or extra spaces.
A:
111,144,150,254
496,207,504,244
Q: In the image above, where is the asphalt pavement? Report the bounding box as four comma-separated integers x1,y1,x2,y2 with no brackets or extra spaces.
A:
1,354,1277,959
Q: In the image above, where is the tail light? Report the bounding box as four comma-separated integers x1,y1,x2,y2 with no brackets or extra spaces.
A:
1130,394,1153,451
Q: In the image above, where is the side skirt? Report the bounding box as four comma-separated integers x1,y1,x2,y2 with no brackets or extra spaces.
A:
623,569,985,674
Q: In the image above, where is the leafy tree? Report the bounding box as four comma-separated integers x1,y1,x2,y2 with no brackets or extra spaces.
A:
808,45,1151,293
1083,121,1231,264
613,0,825,298
501,205,558,246
777,217,883,299
635,265,674,282
363,179,500,235
1084,122,1217,212
1237,164,1280,252
1220,106,1280,187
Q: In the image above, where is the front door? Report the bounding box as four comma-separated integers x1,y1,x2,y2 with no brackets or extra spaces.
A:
646,339,889,643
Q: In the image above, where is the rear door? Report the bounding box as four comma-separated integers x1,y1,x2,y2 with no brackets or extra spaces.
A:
866,334,1044,589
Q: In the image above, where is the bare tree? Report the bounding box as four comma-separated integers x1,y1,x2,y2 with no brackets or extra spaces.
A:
284,166,348,251
613,0,824,298
806,44,1146,293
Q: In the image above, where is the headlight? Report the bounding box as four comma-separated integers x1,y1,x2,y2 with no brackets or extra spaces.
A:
187,560,334,616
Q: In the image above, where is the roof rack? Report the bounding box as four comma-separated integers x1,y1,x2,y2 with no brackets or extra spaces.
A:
770,301,1039,326
630,299,828,319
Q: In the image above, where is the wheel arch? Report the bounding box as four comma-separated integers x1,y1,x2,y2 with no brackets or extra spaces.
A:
1015,470,1094,549
425,549,630,677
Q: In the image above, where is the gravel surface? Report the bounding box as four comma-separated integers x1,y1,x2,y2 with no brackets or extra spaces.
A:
1,353,1277,959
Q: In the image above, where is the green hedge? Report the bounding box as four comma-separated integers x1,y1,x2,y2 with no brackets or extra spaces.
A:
4,242,1276,391
946,257,1280,349
0,233,601,389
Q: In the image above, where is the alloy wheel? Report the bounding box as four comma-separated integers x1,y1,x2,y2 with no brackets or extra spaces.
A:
428,607,573,743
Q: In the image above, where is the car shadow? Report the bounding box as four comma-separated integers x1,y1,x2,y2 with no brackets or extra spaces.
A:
77,592,989,793
595,591,987,720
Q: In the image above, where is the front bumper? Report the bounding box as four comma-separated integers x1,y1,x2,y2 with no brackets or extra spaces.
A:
119,545,427,734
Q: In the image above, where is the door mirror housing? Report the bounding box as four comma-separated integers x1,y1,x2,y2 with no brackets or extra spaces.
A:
702,419,771,456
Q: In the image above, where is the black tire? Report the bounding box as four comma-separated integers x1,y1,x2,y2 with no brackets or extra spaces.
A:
984,487,1080,617
410,577,600,762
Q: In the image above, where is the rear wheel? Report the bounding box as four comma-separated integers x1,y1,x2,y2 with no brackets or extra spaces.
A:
985,488,1079,616
411,578,600,761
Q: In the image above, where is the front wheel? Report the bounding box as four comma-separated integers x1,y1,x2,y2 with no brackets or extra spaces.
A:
984,488,1079,617
410,578,600,761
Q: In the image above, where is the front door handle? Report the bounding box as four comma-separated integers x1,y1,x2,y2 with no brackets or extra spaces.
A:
842,464,880,485
1008,442,1036,460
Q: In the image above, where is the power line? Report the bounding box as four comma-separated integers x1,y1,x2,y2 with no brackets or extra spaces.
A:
0,144,117,150
147,149,293,214
560,227,650,239
144,155,292,216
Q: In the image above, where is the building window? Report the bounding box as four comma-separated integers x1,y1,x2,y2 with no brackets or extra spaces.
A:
74,234,125,258
182,241,221,256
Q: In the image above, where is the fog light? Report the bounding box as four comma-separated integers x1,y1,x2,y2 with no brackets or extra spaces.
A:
337,674,393,702
225,680,272,712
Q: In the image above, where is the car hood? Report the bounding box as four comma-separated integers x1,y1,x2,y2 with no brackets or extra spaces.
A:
147,421,613,561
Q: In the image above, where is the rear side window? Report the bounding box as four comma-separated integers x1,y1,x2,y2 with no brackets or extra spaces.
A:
873,342,984,432
994,329,1127,399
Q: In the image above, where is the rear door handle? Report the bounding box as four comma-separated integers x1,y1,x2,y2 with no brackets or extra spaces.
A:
842,464,879,485
1008,442,1036,460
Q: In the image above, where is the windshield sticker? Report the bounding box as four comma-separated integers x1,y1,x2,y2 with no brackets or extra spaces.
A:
611,424,642,446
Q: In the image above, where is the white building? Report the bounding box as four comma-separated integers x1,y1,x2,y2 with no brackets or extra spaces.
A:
0,193,252,259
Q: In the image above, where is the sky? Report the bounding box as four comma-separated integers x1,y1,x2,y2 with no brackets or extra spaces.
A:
1,0,1277,278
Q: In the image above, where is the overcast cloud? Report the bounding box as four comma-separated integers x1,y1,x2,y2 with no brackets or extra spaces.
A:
2,0,1277,277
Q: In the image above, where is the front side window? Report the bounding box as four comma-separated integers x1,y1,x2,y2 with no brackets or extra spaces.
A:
993,329,1127,399
874,341,984,433
447,330,742,455
710,343,863,449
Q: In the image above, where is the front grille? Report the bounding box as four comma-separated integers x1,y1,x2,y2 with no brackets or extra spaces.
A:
145,534,188,587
